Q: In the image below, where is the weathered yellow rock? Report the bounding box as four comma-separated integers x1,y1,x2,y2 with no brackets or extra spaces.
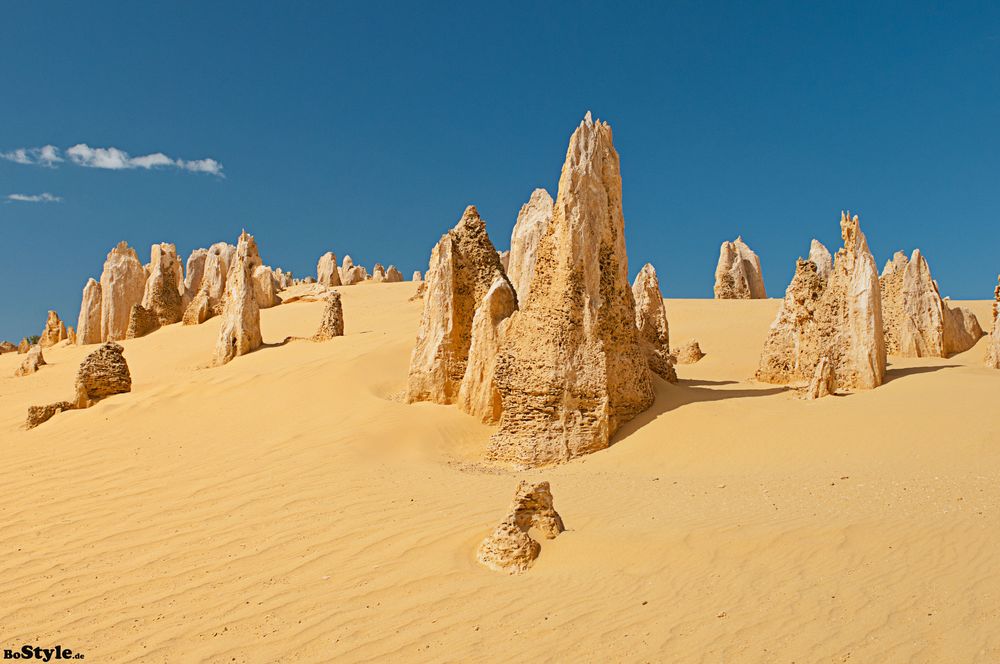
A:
488,113,653,467
313,292,344,341
38,310,67,347
457,277,517,423
213,231,263,366
880,249,983,357
477,481,564,574
317,252,342,287
76,278,102,345
14,345,46,377
808,239,833,281
506,188,553,303
671,340,705,364
987,276,1000,369
714,237,766,299
406,205,510,405
805,356,835,400
632,263,677,382
141,243,184,326
757,212,886,391
252,265,283,309
100,241,147,342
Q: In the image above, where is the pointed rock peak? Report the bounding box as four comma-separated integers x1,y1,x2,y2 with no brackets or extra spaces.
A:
583,110,593,125
529,188,553,205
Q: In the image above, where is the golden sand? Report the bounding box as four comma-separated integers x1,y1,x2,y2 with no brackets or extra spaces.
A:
2,282,997,662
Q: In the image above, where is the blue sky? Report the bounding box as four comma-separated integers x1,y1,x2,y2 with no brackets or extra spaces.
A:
2,2,998,341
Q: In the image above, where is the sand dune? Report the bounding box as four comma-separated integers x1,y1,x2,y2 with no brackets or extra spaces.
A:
2,283,998,662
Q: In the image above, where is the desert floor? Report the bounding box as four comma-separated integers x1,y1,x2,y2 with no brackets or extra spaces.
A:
1,282,998,663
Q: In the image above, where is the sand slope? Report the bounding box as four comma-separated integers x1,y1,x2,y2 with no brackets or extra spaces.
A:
1,283,998,663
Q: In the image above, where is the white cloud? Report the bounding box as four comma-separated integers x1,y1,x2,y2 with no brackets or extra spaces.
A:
176,158,224,176
3,143,223,176
6,192,62,203
0,145,63,167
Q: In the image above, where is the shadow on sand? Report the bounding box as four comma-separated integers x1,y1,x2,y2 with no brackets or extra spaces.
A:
612,378,789,443
884,364,960,382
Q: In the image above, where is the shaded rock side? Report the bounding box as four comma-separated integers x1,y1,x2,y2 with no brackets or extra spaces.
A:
632,263,677,382
488,113,654,467
406,205,512,405
125,303,160,339
213,231,263,366
477,480,564,574
456,277,517,423
757,212,886,391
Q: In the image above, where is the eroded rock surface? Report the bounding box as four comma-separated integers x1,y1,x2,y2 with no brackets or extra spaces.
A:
141,242,184,326
183,242,235,324
39,310,67,347
714,237,767,299
125,303,160,339
15,345,46,377
406,205,511,405
757,212,886,391
313,292,345,340
987,276,1000,369
457,277,517,423
77,278,103,345
100,241,147,341
506,188,553,303
317,252,342,287
213,231,263,366
25,342,131,429
74,341,132,408
253,265,283,309
488,113,653,467
808,240,833,281
880,249,983,357
805,356,835,400
671,340,705,364
632,263,677,382
476,481,564,574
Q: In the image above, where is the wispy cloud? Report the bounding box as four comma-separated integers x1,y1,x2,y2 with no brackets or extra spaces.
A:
6,192,62,203
2,144,223,177
0,145,63,167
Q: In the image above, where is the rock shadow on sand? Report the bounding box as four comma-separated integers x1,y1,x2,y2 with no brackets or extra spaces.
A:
884,364,960,383
612,379,789,444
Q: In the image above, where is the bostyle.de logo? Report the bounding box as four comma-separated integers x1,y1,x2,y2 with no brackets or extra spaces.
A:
2,646,83,661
